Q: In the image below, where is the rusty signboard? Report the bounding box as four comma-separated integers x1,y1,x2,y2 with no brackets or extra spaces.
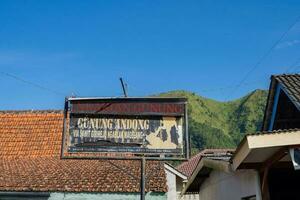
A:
61,97,189,160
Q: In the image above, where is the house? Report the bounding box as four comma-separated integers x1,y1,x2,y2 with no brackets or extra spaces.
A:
180,74,300,200
262,74,300,130
177,149,235,200
164,163,188,200
0,110,182,200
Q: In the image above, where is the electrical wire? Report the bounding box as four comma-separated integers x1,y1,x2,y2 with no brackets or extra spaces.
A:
128,78,267,97
291,65,300,73
0,71,65,96
226,14,300,101
284,56,300,73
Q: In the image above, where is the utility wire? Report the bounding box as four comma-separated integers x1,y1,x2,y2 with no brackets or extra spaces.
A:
291,65,300,73
198,79,267,93
0,71,65,96
285,57,300,73
128,78,267,97
226,15,300,101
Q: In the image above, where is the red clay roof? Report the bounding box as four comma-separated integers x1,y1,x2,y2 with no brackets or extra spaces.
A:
0,110,63,158
177,149,235,177
177,152,202,177
0,111,167,193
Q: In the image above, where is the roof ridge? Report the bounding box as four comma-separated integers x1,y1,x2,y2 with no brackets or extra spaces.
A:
272,73,300,77
179,148,235,163
176,148,235,177
0,110,63,114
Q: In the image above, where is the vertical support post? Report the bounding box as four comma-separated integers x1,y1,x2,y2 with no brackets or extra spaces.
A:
140,156,146,200
261,168,270,200
184,102,190,159
60,98,69,159
255,170,262,200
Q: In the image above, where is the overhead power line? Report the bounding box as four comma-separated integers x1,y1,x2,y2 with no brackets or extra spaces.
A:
128,78,267,97
199,79,267,93
285,56,300,73
226,14,300,100
0,71,65,96
291,65,300,73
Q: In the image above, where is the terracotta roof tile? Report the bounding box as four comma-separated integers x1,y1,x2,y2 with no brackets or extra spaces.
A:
0,157,166,193
176,149,235,177
0,111,167,193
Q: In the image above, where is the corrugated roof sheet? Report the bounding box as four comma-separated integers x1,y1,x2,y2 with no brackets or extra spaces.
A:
0,111,167,193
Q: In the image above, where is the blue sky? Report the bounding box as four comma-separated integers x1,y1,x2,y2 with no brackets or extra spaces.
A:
0,0,300,109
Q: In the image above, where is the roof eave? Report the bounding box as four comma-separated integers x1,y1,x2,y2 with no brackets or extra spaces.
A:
181,158,232,195
164,163,188,180
262,75,277,131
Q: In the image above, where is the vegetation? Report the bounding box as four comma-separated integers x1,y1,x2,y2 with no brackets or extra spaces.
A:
157,89,268,154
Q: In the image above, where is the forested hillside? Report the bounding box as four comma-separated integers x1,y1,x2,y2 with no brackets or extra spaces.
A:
157,90,268,154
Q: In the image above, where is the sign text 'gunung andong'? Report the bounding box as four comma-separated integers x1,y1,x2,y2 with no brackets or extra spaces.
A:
62,97,188,159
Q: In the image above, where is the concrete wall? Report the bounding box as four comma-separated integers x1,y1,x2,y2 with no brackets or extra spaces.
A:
48,192,167,200
199,169,261,200
165,168,177,200
165,168,198,200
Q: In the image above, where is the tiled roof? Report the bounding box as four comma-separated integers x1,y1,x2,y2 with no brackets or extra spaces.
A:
0,111,167,193
0,110,63,158
0,157,165,193
176,149,234,177
262,74,300,130
274,74,300,109
176,152,202,177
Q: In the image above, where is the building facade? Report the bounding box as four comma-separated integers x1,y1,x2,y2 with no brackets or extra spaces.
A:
179,74,300,200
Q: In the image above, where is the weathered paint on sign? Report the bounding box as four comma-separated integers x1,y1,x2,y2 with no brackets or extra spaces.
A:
68,116,183,154
62,97,188,159
70,101,185,116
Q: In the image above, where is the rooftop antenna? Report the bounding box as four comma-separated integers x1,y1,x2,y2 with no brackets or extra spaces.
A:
119,77,128,97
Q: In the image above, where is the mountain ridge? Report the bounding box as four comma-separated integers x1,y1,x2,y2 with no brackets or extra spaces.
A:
156,89,268,154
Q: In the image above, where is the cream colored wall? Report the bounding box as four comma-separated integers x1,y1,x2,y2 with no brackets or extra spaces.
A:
165,168,178,200
165,168,197,200
199,170,260,200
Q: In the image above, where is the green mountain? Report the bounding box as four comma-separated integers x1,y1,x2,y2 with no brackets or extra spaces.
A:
157,89,268,154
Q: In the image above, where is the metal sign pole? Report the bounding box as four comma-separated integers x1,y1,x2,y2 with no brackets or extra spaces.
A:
140,156,146,200
119,77,128,97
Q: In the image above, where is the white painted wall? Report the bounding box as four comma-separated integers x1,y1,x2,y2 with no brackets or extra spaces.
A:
199,169,260,200
165,168,177,200
165,167,199,200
